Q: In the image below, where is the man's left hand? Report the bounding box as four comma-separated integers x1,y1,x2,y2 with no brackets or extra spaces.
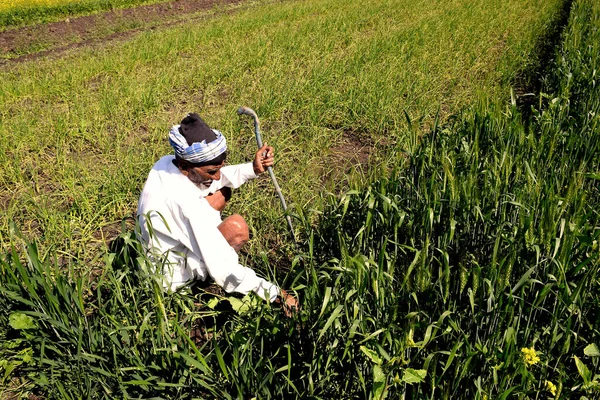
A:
253,143,275,175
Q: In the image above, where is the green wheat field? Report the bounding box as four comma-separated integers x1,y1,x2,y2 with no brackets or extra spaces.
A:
0,0,598,398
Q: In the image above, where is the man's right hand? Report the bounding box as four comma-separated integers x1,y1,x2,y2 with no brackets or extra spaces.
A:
253,143,275,175
278,289,299,317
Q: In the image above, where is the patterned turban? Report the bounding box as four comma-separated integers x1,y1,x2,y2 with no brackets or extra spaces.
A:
168,113,227,163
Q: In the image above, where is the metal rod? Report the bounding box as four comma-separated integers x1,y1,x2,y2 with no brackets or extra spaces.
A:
237,106,296,243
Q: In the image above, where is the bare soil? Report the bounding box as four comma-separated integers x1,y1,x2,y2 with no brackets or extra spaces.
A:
0,0,243,63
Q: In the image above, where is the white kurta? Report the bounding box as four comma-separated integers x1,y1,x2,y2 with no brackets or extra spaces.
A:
137,155,279,301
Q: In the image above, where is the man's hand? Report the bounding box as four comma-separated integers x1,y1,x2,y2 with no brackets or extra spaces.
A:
277,289,299,317
253,143,275,175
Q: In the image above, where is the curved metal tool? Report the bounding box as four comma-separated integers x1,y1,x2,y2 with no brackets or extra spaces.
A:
237,106,296,243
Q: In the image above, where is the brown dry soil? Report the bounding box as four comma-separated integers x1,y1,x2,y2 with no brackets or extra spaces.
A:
0,0,244,63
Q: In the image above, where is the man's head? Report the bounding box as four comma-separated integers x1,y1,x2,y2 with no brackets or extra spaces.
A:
169,113,228,188
174,157,225,188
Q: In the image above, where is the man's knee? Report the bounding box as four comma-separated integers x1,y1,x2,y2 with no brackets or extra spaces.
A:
218,214,249,252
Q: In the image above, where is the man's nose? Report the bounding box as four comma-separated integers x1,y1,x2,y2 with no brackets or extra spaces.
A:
213,171,221,181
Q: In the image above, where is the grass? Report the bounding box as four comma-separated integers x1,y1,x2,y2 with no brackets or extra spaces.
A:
1,0,599,397
0,0,565,265
0,0,253,61
0,0,174,30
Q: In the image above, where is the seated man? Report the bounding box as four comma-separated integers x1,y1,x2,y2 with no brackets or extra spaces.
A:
137,113,297,314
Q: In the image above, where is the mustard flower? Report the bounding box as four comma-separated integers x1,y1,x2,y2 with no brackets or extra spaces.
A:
545,380,557,396
521,347,540,366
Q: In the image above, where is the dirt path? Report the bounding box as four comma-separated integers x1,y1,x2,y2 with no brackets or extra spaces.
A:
0,0,244,64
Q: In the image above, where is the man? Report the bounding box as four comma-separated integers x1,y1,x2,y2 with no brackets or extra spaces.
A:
137,113,298,314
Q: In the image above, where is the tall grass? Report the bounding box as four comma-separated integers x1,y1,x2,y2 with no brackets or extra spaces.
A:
306,0,600,397
1,0,598,398
0,228,233,398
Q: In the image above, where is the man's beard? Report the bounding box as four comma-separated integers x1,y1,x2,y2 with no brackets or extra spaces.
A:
187,169,212,190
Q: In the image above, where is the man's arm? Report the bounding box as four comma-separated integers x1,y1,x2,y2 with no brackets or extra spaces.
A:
218,144,275,188
182,200,280,301
219,163,257,189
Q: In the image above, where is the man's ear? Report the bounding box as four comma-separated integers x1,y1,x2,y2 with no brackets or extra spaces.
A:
173,158,189,175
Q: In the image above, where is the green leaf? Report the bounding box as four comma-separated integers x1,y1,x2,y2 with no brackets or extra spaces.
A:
372,364,386,400
511,266,535,294
358,328,386,345
318,305,344,341
21,349,33,364
9,313,36,330
584,344,600,357
319,286,333,319
583,173,600,180
497,386,517,400
441,340,463,376
206,297,219,310
1,360,20,383
574,356,592,384
214,343,229,380
360,345,382,365
177,352,210,375
402,368,426,384
227,296,252,314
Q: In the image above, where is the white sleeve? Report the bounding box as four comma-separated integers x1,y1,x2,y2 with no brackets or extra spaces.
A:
219,162,257,189
182,200,279,302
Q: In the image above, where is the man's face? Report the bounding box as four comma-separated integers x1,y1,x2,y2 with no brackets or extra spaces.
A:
182,162,224,189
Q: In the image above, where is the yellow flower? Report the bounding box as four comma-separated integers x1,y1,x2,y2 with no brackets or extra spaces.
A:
521,347,540,366
545,380,557,396
1,0,78,13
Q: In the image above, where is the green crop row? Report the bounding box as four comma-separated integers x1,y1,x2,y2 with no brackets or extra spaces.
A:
0,0,171,30
1,0,598,398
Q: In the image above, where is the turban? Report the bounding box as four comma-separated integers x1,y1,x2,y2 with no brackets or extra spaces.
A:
168,114,227,163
